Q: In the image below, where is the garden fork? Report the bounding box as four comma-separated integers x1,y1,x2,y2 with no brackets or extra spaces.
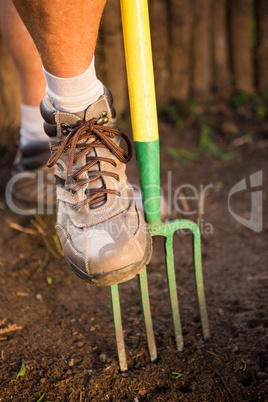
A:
110,0,210,372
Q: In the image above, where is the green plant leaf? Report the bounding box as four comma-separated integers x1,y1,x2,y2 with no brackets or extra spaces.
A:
36,392,46,402
165,147,186,165
199,125,238,161
176,149,201,161
229,91,252,108
200,125,213,148
16,359,26,379
165,147,201,163
256,104,266,118
51,233,63,256
172,372,183,379
158,104,178,118
37,250,49,273
46,277,53,285
209,146,237,161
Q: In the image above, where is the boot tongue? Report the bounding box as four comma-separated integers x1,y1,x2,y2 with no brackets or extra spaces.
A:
55,92,117,209
83,95,117,209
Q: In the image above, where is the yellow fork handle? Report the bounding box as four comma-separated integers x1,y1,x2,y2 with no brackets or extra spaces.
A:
120,0,159,143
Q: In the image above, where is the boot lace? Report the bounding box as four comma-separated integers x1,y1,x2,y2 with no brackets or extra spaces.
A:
47,118,132,209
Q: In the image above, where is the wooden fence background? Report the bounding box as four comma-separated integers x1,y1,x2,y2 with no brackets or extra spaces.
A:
0,0,268,139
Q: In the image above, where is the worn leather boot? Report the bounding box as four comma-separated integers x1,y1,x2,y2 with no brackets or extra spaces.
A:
40,87,152,286
10,141,55,209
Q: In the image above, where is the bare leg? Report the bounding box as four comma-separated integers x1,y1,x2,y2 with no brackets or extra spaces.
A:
0,0,46,106
11,0,106,78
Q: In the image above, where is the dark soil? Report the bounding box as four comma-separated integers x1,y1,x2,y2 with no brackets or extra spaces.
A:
0,102,267,401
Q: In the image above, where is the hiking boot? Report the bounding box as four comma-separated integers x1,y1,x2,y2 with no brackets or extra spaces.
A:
40,87,152,286
10,141,55,208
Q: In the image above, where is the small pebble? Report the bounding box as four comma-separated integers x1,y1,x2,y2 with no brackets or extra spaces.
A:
221,121,239,136
138,389,147,396
90,326,96,331
69,359,74,367
76,333,83,339
257,372,268,380
40,378,46,384
77,341,84,348
99,353,107,363
232,345,239,353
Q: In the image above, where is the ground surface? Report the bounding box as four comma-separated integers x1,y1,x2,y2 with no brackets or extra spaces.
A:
0,99,267,401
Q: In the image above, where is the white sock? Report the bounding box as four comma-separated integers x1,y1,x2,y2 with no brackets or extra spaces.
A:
20,104,48,147
43,57,104,113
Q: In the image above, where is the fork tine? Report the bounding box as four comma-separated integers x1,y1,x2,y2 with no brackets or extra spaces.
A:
152,220,210,349
110,284,128,372
191,225,210,341
165,235,184,351
138,269,157,362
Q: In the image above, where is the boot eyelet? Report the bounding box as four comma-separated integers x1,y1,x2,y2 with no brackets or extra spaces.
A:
61,123,72,136
97,111,109,125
